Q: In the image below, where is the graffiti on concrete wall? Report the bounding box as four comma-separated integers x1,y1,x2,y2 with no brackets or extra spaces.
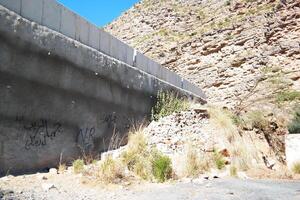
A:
77,127,95,152
14,113,132,152
15,116,63,150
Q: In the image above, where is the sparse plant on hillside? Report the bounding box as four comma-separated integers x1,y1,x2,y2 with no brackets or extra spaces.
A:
276,90,300,103
73,159,84,174
151,91,189,121
288,106,300,134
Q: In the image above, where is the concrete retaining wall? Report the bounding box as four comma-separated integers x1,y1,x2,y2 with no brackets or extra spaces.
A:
0,4,205,176
285,134,300,169
0,0,206,98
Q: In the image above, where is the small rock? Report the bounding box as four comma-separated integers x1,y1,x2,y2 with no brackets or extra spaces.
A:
49,168,58,175
42,183,56,192
37,174,48,180
219,149,230,157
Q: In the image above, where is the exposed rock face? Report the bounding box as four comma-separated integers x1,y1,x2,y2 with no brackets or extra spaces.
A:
106,0,300,107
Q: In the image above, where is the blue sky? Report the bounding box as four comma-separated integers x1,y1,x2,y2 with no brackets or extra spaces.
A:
58,0,140,27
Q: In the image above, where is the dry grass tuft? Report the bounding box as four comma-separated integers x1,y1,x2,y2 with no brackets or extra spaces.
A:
97,156,124,184
208,106,261,172
230,165,238,177
58,163,66,174
121,130,173,182
73,159,84,174
292,162,300,174
208,106,238,143
184,145,211,177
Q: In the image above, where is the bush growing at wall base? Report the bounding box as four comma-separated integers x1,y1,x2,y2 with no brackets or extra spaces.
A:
151,91,190,121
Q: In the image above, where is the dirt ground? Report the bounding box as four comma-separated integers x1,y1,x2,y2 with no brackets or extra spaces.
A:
1,172,300,200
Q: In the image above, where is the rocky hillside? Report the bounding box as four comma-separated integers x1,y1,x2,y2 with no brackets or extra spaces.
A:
106,0,300,108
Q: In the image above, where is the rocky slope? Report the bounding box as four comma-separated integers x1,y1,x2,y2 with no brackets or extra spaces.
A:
105,0,300,169
106,0,300,107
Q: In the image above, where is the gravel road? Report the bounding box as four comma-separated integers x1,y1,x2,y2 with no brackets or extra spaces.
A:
1,176,300,200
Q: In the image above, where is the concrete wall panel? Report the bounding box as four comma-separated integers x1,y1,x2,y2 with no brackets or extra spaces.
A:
110,37,122,62
75,16,89,45
111,38,130,65
135,52,149,72
0,0,21,13
89,24,100,50
99,29,111,55
125,44,134,66
42,0,61,32
60,7,76,39
148,60,161,79
21,0,43,24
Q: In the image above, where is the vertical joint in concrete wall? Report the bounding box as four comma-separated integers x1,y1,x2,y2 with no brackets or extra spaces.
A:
133,49,137,66
181,78,184,89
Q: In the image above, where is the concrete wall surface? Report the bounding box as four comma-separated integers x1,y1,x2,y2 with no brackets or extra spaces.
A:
285,134,300,169
0,5,205,176
0,0,206,98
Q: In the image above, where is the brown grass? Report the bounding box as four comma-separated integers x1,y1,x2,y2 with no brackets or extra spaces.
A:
97,156,124,184
184,145,211,177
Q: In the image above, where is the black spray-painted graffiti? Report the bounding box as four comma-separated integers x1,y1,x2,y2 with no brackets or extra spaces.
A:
77,127,95,151
16,116,63,150
100,114,117,128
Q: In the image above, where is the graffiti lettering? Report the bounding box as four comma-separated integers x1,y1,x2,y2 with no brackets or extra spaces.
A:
15,116,63,150
77,127,95,151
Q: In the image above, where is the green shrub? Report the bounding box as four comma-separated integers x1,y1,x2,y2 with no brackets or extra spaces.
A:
151,91,189,121
213,151,226,170
73,159,84,174
152,154,172,182
276,90,300,103
292,162,300,174
288,106,300,134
